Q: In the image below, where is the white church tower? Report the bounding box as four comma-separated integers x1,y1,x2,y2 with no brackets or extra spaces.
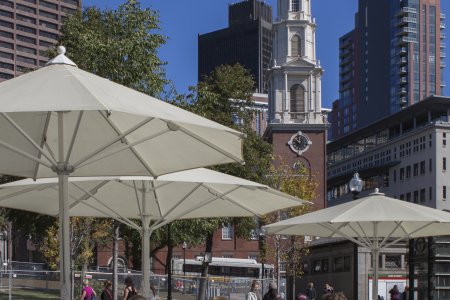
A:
265,0,327,209
269,0,324,124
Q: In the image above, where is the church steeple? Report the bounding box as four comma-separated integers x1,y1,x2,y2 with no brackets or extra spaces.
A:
269,0,323,125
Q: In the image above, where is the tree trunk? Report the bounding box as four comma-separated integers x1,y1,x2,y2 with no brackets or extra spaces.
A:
198,232,213,300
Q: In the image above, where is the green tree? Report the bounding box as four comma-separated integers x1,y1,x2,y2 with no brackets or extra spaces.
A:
170,64,274,300
56,0,167,96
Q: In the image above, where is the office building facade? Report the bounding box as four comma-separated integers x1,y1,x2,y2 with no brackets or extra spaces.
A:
0,0,81,82
327,96,450,299
198,0,272,93
329,0,445,140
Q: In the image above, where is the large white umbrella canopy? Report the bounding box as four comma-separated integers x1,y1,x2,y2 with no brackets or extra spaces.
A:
0,47,244,299
263,190,450,300
0,168,307,297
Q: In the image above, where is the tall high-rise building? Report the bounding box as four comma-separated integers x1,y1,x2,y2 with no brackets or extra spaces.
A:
0,0,81,82
329,0,445,140
265,0,327,209
198,0,272,93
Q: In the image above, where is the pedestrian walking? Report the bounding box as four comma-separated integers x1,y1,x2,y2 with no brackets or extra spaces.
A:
305,282,316,300
263,282,280,300
101,280,112,300
80,279,97,300
247,281,260,300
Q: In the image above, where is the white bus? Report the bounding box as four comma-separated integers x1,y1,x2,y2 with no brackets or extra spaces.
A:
172,257,274,279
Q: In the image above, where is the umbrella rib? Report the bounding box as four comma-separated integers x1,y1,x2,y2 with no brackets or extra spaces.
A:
33,112,52,180
64,183,141,231
151,185,241,231
383,221,436,249
0,184,52,202
72,115,155,169
379,221,403,249
75,127,170,174
320,222,369,248
172,121,245,164
156,183,204,221
0,112,57,167
0,141,54,169
64,111,83,164
353,222,373,248
205,185,265,217
149,181,163,220
133,181,143,218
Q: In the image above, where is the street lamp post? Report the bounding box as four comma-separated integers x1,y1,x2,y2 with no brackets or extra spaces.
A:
182,241,187,294
349,172,363,199
258,227,266,295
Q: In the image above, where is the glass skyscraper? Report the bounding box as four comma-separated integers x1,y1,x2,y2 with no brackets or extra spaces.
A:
329,0,445,140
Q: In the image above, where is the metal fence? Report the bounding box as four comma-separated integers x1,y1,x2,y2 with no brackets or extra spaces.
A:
0,263,276,300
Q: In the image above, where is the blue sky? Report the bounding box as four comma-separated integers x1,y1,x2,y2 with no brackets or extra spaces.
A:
82,0,450,109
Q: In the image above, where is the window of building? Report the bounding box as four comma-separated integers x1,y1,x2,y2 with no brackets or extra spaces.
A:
17,45,36,55
16,35,36,45
0,51,13,60
414,190,419,203
0,41,13,49
0,72,13,80
40,0,57,10
443,157,447,171
0,61,13,70
16,24,36,35
406,192,411,202
290,84,305,114
444,132,447,147
62,0,79,5
291,0,300,12
430,187,432,201
406,166,411,178
420,161,426,174
0,30,13,39
0,9,13,18
393,170,397,182
39,10,58,20
39,20,58,30
413,163,419,176
16,14,36,25
400,168,405,180
16,4,36,14
0,20,13,29
0,0,14,8
333,256,350,272
222,224,233,240
291,35,301,57
61,6,76,14
384,255,402,269
399,194,405,201
16,55,36,65
39,30,59,40
39,40,54,48
420,189,426,203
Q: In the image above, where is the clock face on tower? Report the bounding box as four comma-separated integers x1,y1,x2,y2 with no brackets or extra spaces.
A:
288,131,312,155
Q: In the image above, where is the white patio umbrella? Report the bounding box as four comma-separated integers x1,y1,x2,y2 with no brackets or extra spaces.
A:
263,189,450,300
0,168,307,298
0,47,245,299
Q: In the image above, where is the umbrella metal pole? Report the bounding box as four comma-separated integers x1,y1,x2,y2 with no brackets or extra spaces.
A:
57,112,71,300
372,223,379,300
58,172,71,300
141,185,152,299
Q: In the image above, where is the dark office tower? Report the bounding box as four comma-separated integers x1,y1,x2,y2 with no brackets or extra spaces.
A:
329,0,445,140
0,0,81,82
198,0,272,93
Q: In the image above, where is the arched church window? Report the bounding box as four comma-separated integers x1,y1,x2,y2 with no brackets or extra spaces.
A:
291,0,300,12
290,84,305,113
291,35,301,57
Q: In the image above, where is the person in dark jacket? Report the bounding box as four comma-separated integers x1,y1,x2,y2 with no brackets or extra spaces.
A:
305,282,316,300
263,282,280,300
101,280,112,300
